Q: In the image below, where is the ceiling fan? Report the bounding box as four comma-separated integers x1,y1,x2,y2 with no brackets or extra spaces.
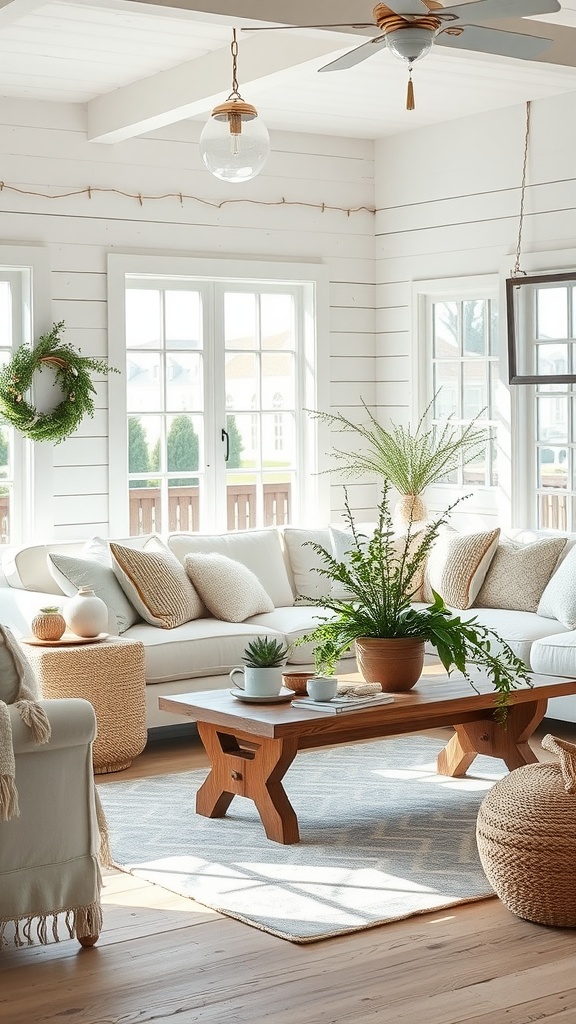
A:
242,0,562,109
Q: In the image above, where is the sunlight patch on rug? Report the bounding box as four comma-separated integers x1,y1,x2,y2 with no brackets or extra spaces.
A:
98,734,501,942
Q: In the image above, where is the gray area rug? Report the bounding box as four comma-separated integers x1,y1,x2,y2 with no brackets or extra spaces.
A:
98,735,502,943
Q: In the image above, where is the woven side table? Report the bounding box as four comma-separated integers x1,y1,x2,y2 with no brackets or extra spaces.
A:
476,734,576,927
22,637,147,774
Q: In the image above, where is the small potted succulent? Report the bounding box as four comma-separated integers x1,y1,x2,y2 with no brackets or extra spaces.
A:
230,636,289,697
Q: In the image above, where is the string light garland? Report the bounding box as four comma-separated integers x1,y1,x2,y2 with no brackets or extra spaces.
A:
0,180,374,217
0,321,119,443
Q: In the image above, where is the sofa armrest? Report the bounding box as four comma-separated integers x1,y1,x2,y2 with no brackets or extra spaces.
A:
10,697,97,754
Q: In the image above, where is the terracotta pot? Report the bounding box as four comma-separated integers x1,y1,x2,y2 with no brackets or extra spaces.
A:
355,637,425,692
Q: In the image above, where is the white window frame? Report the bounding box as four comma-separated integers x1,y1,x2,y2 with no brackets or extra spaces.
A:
0,246,51,544
107,254,331,535
412,274,504,521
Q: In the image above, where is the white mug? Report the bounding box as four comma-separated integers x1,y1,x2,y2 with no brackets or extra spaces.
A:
230,666,283,697
306,675,338,701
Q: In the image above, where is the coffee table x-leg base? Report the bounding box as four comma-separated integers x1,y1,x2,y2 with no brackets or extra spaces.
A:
196,722,300,844
436,699,547,777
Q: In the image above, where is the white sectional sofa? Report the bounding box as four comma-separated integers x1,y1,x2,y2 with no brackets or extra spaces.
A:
1,523,576,731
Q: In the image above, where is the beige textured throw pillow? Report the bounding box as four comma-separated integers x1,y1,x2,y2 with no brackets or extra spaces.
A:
474,536,567,613
110,541,204,629
185,552,274,622
422,528,500,609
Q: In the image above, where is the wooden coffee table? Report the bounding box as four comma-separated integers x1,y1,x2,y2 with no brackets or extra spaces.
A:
159,663,576,845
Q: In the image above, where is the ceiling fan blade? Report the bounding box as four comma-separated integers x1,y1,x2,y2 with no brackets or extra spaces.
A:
241,22,376,31
436,23,553,59
439,0,560,23
318,35,387,72
381,0,431,13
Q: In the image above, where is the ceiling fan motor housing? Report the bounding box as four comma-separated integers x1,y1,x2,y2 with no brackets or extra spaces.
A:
373,2,443,62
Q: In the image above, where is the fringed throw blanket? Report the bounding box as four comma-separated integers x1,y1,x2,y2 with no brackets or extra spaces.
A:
0,625,50,820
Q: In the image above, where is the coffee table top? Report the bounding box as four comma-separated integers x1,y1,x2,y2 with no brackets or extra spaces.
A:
159,662,576,741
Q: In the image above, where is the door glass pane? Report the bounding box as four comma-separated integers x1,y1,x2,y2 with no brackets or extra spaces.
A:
226,472,257,531
262,411,295,465
463,369,486,419
128,415,160,477
225,292,257,350
261,352,295,409
225,352,258,411
463,442,487,486
463,299,485,357
538,447,568,489
166,353,203,411
261,294,295,349
126,289,161,349
127,353,161,412
433,301,458,358
537,395,568,445
165,290,202,349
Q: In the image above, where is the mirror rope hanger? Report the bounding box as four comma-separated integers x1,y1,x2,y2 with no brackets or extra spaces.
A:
512,99,531,279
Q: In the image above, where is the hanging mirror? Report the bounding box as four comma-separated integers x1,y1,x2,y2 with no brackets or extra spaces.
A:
506,271,576,385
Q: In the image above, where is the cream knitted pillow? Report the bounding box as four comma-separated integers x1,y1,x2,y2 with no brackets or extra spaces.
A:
422,528,500,608
474,536,567,613
110,541,204,628
185,553,274,622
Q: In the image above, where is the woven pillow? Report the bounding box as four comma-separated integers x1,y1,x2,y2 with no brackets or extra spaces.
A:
474,536,567,613
110,541,204,629
184,552,274,622
537,544,576,627
422,528,500,609
47,553,141,634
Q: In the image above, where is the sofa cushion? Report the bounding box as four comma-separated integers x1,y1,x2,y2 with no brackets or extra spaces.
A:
474,537,567,613
167,529,294,608
47,553,141,635
282,527,332,600
414,604,569,666
422,528,500,608
110,541,204,629
1,542,85,594
184,553,274,622
122,618,285,684
530,630,576,678
537,545,576,629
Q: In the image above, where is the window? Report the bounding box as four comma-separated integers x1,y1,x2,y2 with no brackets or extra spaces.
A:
0,249,50,544
414,275,500,508
108,256,329,536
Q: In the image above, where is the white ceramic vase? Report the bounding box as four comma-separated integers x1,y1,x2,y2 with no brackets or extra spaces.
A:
64,586,108,638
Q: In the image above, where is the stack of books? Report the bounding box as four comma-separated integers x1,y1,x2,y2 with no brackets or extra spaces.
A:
293,692,394,714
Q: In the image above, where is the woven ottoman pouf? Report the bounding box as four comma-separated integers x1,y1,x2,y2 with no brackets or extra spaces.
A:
476,734,576,927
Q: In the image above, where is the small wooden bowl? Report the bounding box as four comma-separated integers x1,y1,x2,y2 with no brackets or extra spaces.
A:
281,671,314,695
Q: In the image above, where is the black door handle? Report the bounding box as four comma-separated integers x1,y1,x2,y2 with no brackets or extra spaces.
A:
221,427,230,462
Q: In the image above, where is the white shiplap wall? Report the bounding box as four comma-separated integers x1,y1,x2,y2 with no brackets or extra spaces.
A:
374,90,576,529
0,98,376,540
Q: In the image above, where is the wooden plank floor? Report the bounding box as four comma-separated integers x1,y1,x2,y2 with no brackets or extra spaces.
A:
2,723,576,1023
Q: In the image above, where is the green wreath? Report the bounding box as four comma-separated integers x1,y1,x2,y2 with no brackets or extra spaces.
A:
0,321,119,443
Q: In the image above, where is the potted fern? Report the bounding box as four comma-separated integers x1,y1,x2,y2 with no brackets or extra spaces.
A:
296,482,530,720
310,398,487,525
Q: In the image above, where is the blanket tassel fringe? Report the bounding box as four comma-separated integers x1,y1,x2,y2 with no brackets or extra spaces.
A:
0,901,103,947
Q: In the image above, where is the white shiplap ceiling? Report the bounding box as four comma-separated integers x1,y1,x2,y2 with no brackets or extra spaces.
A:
1,0,576,140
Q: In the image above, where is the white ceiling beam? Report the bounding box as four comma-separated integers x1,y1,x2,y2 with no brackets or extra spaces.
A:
87,33,347,144
0,0,47,25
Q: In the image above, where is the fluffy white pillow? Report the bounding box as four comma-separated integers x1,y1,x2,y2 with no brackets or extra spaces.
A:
184,553,274,622
422,528,501,609
110,540,204,629
47,553,140,634
538,544,576,627
283,528,332,601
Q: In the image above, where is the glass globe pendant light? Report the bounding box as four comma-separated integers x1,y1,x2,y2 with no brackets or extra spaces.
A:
199,28,270,183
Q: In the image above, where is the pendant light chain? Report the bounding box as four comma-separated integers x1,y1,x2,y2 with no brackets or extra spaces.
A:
513,100,531,278
228,28,242,101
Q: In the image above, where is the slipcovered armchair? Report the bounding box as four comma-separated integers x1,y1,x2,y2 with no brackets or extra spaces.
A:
0,622,105,948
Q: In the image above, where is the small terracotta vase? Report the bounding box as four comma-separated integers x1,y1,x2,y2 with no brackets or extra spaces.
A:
355,637,425,692
31,607,66,641
64,587,108,638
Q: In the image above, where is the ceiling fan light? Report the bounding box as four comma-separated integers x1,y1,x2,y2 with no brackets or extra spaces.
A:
386,27,436,64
